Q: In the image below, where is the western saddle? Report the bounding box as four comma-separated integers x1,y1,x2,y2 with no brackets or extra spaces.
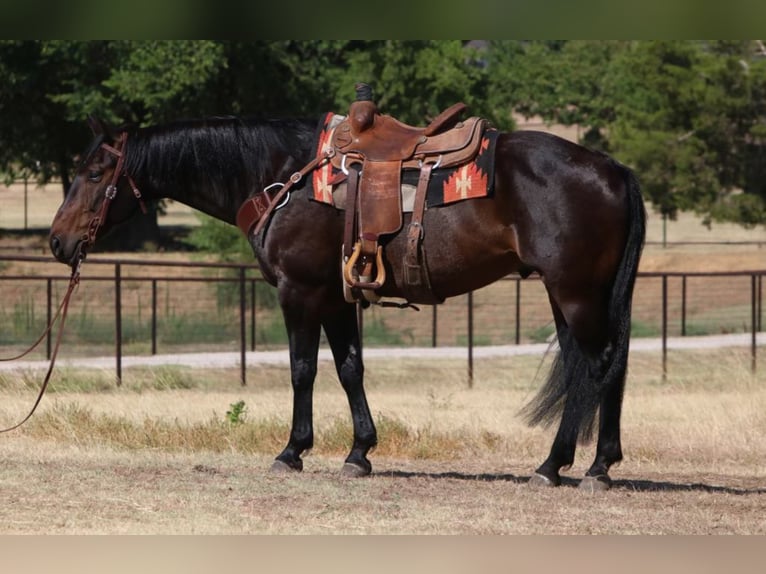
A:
334,83,487,306
236,83,489,306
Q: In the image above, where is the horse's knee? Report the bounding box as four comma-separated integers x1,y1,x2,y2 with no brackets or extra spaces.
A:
291,358,317,389
339,352,364,391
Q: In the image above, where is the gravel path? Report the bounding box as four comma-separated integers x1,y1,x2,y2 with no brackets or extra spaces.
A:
1,333,763,372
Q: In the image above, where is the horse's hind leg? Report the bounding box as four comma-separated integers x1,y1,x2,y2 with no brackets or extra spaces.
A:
528,292,618,488
580,348,627,492
322,304,377,477
565,295,629,492
528,304,581,487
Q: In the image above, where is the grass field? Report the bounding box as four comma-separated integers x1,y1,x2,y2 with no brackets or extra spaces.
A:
2,170,765,535
0,348,764,534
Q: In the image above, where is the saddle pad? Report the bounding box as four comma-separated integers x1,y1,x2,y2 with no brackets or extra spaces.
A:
311,113,499,211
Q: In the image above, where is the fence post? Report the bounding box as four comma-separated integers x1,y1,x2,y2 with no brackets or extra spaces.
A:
431,305,438,347
467,291,474,388
23,176,28,230
758,274,763,333
662,275,668,381
752,274,757,373
681,275,687,336
515,278,521,345
151,279,157,355
250,279,256,352
46,278,52,360
115,263,122,386
239,266,247,386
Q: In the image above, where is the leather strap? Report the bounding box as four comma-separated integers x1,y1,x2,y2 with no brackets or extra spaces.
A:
343,166,359,259
0,262,81,433
411,162,432,230
405,161,433,272
237,149,334,239
403,161,442,304
85,134,146,249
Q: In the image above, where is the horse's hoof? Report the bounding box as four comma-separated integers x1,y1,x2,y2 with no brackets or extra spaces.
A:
340,462,371,478
528,472,558,488
270,460,301,474
579,475,612,493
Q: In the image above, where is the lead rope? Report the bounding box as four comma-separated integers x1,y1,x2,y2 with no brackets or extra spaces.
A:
0,257,82,433
0,265,79,363
0,133,140,433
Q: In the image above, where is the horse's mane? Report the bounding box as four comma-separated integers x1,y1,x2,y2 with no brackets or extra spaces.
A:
123,116,317,211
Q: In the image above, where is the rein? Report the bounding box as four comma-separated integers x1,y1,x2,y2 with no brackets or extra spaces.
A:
0,259,81,433
0,132,144,433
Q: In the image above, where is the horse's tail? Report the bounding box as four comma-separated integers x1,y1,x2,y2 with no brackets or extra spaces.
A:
523,164,646,442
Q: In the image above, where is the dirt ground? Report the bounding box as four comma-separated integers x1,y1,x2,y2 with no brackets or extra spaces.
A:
0,436,763,535
1,178,765,536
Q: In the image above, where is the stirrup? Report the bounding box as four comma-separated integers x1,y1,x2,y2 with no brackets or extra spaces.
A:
342,242,386,291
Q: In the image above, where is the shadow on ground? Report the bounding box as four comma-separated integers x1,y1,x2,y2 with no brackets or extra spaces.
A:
376,469,766,495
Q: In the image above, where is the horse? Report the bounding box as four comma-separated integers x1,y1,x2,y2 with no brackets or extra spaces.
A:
49,110,646,491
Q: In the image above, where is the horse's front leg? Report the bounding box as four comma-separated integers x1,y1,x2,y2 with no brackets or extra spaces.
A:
271,293,322,473
322,303,377,477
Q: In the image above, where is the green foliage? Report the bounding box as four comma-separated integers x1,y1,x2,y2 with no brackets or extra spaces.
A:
362,313,408,346
186,213,253,263
487,40,626,140
527,324,556,344
608,41,766,225
2,40,766,228
225,400,247,425
630,320,661,339
488,40,766,227
185,212,280,312
255,315,288,347
334,41,493,126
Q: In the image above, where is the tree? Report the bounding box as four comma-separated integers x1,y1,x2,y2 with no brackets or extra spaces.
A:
487,40,628,146
607,41,766,225
0,41,228,193
187,40,496,261
0,41,95,190
331,41,493,126
486,40,766,227
5,40,762,233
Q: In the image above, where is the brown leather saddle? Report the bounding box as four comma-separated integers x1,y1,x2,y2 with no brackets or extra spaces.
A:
332,83,488,305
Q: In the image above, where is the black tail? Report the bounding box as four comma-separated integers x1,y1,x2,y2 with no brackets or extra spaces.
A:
523,165,646,441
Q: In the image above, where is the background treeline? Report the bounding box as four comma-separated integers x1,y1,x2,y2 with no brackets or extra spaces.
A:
2,40,765,231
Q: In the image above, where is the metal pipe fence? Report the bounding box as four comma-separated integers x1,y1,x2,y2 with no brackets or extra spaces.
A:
1,255,764,385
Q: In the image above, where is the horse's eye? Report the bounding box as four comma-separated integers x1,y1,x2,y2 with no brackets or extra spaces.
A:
88,170,103,182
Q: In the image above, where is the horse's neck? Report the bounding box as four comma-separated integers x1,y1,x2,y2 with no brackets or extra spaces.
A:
130,120,310,225
159,180,248,226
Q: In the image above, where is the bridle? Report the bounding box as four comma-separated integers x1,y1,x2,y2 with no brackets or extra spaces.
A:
0,132,146,433
84,132,147,251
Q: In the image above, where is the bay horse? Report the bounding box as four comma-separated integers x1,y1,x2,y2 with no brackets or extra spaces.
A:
49,111,645,490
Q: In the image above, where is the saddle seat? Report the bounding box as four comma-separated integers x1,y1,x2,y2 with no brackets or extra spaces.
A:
330,99,484,171
331,83,488,306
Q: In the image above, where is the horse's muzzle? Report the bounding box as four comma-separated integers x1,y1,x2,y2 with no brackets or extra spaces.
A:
49,235,85,269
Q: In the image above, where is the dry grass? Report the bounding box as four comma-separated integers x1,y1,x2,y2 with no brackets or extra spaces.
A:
2,180,766,534
0,349,764,534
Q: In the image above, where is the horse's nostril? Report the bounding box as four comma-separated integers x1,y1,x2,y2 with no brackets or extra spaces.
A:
50,235,62,258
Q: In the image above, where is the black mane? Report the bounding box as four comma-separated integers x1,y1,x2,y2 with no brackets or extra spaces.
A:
123,116,318,220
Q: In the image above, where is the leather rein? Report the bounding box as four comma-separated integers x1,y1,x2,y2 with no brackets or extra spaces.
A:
0,133,144,433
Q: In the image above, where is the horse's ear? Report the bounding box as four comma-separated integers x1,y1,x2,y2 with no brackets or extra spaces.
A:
86,115,115,139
